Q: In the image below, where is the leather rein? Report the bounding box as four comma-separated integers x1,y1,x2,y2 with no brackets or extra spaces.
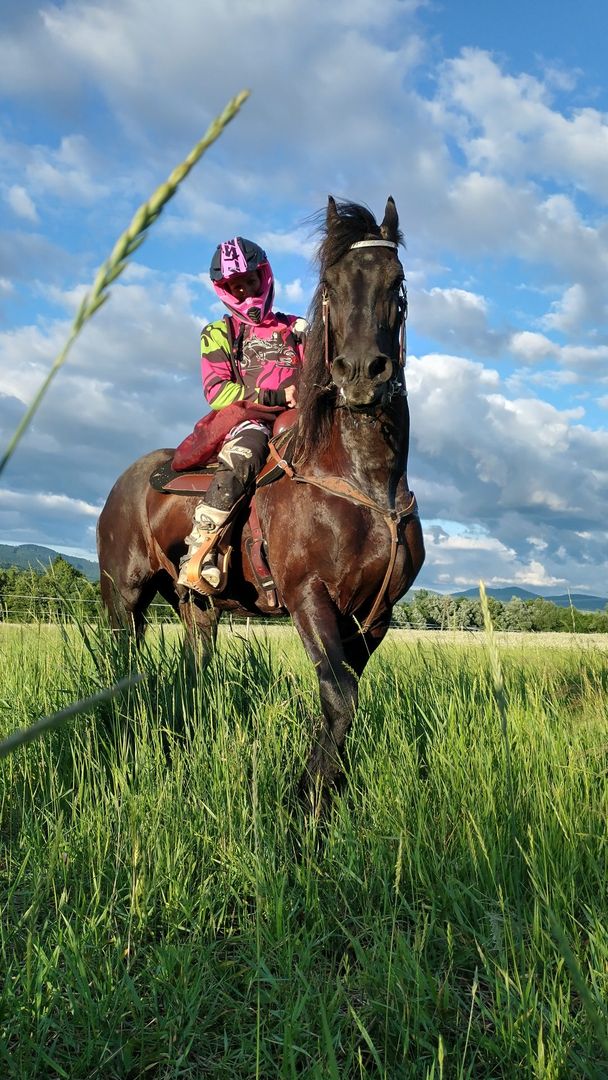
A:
269,238,416,638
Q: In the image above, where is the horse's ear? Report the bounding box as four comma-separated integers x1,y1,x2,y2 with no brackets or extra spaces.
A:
380,196,399,242
327,195,338,227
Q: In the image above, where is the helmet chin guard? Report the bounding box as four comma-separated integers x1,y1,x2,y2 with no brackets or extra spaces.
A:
212,255,275,326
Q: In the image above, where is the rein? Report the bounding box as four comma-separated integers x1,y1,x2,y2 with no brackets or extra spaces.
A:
267,441,417,637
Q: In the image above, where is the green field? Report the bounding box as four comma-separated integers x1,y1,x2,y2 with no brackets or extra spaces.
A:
1,622,607,1078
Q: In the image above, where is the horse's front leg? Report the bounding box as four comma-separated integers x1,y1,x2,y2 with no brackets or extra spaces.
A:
288,577,358,803
177,594,221,670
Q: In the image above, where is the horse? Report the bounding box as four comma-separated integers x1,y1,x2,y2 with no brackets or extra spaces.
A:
97,196,425,798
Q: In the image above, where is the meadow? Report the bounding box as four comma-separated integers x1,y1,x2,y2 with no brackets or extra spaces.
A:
0,621,607,1078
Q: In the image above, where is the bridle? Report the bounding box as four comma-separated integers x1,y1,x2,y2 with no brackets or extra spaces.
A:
321,239,408,374
267,243,415,639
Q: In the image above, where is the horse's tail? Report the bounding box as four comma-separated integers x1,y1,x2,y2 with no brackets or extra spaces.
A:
97,449,175,632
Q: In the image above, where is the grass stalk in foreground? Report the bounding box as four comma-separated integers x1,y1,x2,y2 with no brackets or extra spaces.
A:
548,908,608,1061
0,673,142,758
479,579,513,805
0,88,249,477
480,579,522,925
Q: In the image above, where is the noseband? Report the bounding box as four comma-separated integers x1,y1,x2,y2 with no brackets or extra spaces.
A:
321,239,408,374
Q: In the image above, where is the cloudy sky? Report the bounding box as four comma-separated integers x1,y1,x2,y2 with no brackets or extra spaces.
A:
1,0,607,594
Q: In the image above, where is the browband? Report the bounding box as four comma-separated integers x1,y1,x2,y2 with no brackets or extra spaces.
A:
350,240,399,250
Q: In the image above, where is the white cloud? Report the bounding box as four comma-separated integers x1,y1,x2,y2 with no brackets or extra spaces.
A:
420,527,568,592
25,134,108,204
509,331,556,363
0,488,101,519
526,536,548,551
437,48,608,202
559,343,608,378
258,231,317,260
408,351,608,564
542,283,589,333
6,184,38,222
413,286,505,355
512,560,564,587
277,278,306,305
542,63,580,95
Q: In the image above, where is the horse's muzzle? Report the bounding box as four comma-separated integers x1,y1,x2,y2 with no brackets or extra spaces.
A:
333,353,397,410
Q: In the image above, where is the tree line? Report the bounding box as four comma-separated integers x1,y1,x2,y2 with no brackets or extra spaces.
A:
1,562,606,632
393,589,608,633
0,559,172,623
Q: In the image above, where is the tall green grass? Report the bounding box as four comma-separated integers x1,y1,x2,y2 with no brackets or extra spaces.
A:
1,624,607,1077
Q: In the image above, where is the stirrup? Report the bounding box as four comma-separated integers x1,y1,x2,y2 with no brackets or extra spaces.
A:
177,527,218,586
178,546,232,596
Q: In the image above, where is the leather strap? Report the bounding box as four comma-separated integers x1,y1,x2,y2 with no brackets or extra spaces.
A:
267,442,417,636
268,440,296,479
245,497,282,608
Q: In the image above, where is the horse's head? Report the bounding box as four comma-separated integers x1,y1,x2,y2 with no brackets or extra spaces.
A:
322,196,406,411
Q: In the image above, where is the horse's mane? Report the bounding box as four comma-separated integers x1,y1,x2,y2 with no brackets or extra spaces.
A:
296,201,403,460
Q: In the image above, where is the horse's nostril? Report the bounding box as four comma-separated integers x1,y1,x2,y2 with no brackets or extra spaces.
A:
332,355,353,379
368,355,391,379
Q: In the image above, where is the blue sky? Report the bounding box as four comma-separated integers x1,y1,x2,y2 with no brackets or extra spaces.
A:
1,0,607,594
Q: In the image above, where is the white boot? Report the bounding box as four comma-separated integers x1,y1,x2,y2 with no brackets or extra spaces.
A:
178,503,231,590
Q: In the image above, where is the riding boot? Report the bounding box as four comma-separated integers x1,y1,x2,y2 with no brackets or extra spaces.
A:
177,503,231,590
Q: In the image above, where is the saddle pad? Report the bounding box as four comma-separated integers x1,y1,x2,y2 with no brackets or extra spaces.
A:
150,458,219,495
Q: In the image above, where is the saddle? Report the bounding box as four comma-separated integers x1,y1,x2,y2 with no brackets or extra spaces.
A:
149,415,298,608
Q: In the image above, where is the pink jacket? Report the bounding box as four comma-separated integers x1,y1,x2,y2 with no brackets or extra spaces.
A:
200,313,305,411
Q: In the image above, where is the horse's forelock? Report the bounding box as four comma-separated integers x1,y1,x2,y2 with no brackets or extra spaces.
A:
319,201,383,271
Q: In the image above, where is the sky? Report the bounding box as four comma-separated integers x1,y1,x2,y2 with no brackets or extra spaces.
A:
0,0,607,595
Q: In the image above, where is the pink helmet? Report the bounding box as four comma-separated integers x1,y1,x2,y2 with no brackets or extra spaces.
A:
209,236,275,325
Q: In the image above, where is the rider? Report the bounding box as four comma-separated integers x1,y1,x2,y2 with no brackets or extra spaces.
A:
178,236,307,592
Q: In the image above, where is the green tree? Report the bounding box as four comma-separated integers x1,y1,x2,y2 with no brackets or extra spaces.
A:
2,567,41,622
502,598,535,631
39,557,93,621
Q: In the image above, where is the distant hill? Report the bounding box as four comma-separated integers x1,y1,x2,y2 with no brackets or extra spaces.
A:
0,544,99,582
450,586,607,612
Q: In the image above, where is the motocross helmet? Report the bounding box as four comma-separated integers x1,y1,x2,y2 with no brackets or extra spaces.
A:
209,236,275,325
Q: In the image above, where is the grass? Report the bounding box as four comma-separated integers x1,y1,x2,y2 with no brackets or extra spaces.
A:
0,622,607,1077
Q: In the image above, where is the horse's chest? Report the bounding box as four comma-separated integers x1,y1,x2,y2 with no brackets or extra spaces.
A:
263,486,402,607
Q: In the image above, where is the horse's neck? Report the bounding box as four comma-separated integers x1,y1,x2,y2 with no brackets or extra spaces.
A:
318,398,409,508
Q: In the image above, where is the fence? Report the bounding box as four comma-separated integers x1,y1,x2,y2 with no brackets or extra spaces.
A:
0,593,485,632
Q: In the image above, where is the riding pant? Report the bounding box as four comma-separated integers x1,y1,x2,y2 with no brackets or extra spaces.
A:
203,419,271,513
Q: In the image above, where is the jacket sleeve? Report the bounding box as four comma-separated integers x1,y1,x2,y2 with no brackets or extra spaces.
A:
200,320,246,410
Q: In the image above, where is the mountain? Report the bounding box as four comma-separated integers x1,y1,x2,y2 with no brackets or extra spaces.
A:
0,544,99,582
450,586,607,612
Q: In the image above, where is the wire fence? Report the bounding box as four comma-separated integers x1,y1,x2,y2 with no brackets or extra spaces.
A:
0,593,488,631
1,594,602,633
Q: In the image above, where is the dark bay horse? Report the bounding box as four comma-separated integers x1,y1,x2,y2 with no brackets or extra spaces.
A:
97,197,425,794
